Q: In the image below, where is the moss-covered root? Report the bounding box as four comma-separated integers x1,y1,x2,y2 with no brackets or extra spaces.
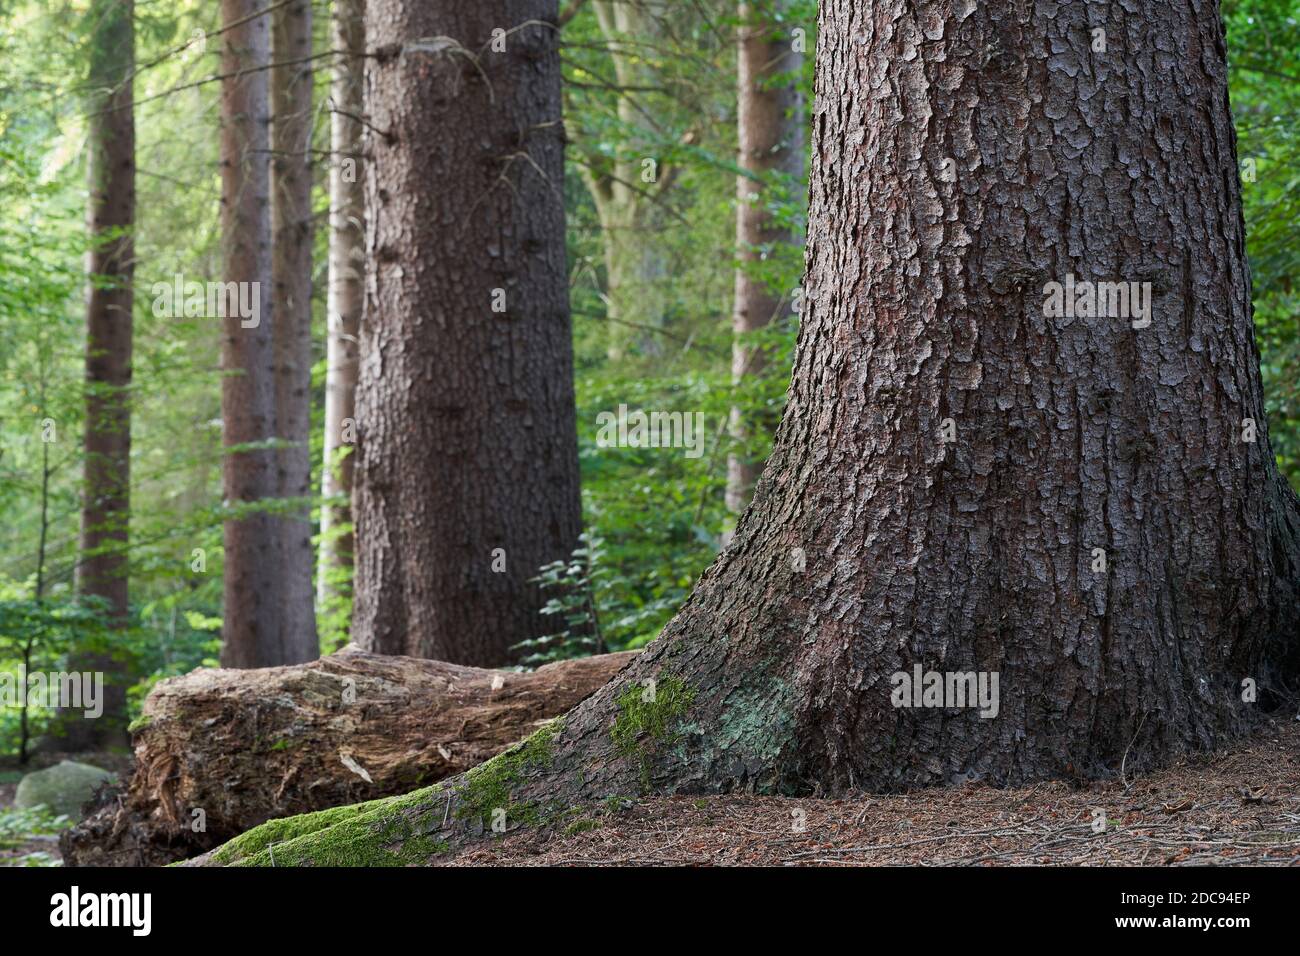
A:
199,673,709,867
205,787,448,867
199,720,568,867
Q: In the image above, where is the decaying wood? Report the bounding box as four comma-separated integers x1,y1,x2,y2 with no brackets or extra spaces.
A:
60,647,635,866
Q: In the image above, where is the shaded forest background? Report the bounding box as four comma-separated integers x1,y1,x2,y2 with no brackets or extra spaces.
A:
0,0,1296,762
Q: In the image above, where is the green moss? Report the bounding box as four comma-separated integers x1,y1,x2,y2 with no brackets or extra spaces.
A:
207,719,568,867
564,818,599,836
211,795,391,865
126,714,152,734
269,738,293,752
452,719,563,828
611,677,694,756
601,794,634,815
212,786,445,867
610,676,694,787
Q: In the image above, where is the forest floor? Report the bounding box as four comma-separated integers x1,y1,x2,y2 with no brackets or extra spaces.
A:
0,751,128,866
4,726,1299,867
449,719,1300,866
0,778,60,865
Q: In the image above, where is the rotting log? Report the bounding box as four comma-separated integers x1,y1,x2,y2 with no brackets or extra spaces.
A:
60,647,635,865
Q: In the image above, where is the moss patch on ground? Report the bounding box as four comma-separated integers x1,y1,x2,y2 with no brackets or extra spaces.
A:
564,817,599,836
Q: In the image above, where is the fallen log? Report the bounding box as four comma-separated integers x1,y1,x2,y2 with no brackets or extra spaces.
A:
60,647,636,866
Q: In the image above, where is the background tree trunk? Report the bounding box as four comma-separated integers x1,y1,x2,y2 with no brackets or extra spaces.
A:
352,0,583,666
318,0,366,645
219,0,282,668
594,198,666,361
725,0,803,527
70,0,135,748
270,0,318,662
583,0,673,362
198,0,1300,866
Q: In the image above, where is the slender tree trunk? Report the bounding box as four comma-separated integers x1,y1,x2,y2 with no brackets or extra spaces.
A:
27,421,53,763
725,1,802,526
219,0,282,668
271,0,318,662
353,0,583,666
318,0,366,642
583,0,673,362
593,196,667,361
70,0,135,748
201,0,1300,866
19,636,33,764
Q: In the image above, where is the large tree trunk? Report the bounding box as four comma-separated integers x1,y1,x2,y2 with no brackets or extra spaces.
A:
725,0,803,524
60,648,635,866
219,0,282,668
352,0,583,666
270,0,318,662
199,0,1300,866
318,0,366,645
70,0,135,748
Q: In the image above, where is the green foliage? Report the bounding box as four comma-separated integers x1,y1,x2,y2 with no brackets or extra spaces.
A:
0,575,221,758
1226,0,1300,486
314,492,354,655
564,817,599,836
0,581,116,759
0,803,71,867
556,2,811,654
0,0,230,757
518,533,606,663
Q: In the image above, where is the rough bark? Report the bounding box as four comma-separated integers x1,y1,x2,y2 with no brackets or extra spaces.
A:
726,0,804,523
220,0,282,667
270,0,318,662
198,0,1300,866
352,0,583,666
318,0,366,641
60,648,636,866
69,0,135,748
